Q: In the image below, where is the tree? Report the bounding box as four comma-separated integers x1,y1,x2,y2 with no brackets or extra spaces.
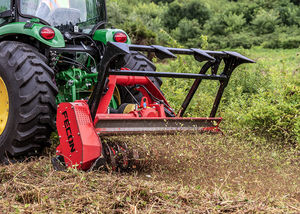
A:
252,9,279,34
163,0,210,30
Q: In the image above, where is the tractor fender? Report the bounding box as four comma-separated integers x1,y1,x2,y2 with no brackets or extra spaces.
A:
0,22,65,48
93,29,131,45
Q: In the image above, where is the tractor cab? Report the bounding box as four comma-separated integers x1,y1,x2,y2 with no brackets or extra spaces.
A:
1,0,107,33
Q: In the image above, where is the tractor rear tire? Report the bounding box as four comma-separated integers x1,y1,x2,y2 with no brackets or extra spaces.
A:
0,41,58,162
120,51,162,103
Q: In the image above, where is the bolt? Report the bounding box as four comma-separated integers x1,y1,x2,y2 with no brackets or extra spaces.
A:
78,132,80,136
59,136,61,139
68,80,74,86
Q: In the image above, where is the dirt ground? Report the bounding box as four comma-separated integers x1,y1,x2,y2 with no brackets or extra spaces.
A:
0,134,299,213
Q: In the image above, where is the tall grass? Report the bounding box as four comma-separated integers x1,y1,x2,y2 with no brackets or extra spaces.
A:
158,48,300,145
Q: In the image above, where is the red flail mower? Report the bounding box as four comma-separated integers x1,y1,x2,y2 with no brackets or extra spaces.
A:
52,42,254,171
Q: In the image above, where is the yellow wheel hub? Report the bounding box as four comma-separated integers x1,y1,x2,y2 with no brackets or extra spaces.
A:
0,77,9,135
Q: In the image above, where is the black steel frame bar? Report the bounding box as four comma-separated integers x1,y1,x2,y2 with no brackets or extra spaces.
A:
129,44,225,57
209,57,239,117
128,44,255,64
178,61,216,117
108,70,227,81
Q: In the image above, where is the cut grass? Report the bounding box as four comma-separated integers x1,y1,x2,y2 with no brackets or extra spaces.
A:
0,134,299,213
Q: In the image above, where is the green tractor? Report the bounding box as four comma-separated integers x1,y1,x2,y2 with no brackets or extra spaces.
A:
0,0,161,162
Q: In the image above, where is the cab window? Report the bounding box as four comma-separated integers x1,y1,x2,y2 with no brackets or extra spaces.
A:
0,1,10,25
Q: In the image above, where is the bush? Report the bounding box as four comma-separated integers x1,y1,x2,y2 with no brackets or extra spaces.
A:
262,27,300,49
236,2,260,24
151,0,174,3
121,20,157,45
163,0,210,30
221,49,300,144
223,12,246,33
183,0,211,26
171,18,202,46
106,1,127,27
251,9,279,35
277,4,299,26
204,15,226,36
163,1,185,30
240,84,299,143
159,48,300,144
107,0,300,49
291,0,300,5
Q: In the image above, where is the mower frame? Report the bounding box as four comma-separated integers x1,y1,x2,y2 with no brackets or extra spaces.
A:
54,42,255,170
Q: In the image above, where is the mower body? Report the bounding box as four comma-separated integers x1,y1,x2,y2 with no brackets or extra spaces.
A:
54,41,254,171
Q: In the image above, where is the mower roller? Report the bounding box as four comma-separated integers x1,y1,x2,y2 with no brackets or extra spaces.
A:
53,42,254,171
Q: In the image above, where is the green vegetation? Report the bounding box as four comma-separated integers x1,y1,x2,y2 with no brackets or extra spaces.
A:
107,0,300,49
107,0,299,145
160,48,299,145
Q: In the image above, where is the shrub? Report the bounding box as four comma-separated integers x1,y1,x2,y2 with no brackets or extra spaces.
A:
151,0,174,3
204,15,226,36
121,20,157,45
277,4,299,26
184,0,211,26
221,49,300,144
223,12,246,33
252,9,279,35
262,28,300,49
163,1,185,30
106,1,127,27
291,0,300,5
240,84,299,143
163,0,210,30
171,18,202,46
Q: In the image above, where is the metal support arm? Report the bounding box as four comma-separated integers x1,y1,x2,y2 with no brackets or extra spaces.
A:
88,42,255,121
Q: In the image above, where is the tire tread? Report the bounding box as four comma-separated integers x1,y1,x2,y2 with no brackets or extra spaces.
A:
0,41,58,159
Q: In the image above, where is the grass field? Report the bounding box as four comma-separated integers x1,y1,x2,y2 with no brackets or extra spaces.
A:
0,49,299,213
0,134,299,213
